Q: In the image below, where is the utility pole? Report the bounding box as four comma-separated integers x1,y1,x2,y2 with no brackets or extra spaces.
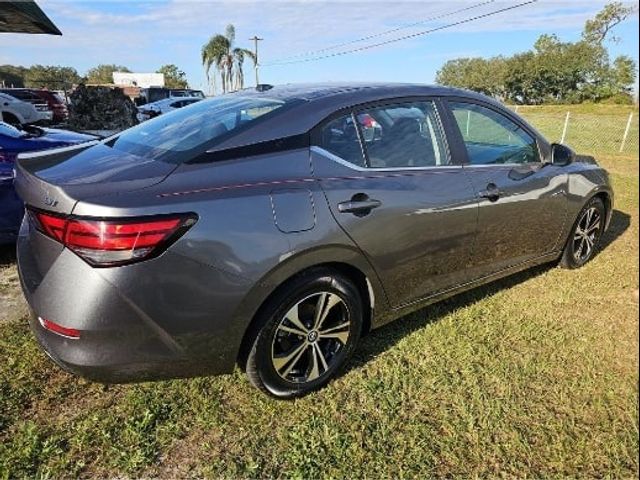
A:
249,35,263,86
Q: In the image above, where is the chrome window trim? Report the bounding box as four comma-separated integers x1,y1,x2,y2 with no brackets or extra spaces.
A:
311,146,463,172
461,163,542,169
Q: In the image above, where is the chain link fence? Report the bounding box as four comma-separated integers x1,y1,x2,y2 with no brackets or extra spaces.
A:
511,105,639,159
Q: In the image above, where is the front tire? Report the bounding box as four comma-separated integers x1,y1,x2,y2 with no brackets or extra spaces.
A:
560,196,605,269
245,268,363,399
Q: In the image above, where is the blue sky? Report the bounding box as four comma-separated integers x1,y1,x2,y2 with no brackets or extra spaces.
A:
1,0,638,93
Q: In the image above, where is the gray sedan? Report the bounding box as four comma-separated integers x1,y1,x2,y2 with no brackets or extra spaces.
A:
15,83,613,398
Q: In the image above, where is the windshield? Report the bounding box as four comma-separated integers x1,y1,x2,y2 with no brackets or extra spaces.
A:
109,96,286,163
0,122,25,138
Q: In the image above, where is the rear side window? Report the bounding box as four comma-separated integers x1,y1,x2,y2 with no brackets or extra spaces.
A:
2,90,37,102
319,100,448,168
319,114,367,167
449,102,539,165
110,96,286,164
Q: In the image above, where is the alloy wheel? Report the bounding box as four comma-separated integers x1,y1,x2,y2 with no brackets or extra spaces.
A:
271,292,351,384
573,206,601,262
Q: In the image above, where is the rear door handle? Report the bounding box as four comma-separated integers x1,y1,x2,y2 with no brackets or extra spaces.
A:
338,195,382,216
479,183,501,202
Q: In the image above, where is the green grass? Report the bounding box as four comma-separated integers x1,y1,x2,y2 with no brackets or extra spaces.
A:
0,160,638,478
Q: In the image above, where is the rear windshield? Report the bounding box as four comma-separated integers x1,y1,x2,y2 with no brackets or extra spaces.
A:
109,96,286,163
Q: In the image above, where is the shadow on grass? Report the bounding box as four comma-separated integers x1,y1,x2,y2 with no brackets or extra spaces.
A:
350,263,552,372
349,208,631,372
0,243,17,267
599,209,631,251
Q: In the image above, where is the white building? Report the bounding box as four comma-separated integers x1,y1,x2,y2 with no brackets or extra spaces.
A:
112,72,164,88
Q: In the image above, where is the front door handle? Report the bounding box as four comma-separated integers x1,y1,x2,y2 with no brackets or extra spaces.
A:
338,194,382,216
479,183,501,202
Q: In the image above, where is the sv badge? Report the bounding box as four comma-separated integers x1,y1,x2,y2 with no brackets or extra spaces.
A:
44,195,58,207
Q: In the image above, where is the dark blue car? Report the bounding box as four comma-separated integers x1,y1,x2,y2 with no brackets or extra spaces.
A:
0,122,96,243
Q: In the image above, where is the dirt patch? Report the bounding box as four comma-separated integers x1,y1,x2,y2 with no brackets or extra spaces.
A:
0,247,27,323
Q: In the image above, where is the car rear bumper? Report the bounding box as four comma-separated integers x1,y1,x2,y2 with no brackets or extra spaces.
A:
17,218,253,383
25,308,222,383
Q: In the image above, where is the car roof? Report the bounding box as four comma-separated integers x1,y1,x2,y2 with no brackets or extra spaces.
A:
209,82,504,153
237,82,493,103
146,97,202,107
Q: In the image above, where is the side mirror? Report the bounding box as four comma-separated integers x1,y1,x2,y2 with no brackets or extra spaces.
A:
551,143,574,166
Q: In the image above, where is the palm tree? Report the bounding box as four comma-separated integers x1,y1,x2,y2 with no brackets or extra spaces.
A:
201,24,256,95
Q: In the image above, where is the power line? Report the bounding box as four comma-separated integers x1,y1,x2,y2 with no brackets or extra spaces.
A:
263,0,538,67
272,0,496,62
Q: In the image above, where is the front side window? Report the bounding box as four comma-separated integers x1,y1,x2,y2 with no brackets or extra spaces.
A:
319,100,448,168
110,96,286,164
449,102,539,165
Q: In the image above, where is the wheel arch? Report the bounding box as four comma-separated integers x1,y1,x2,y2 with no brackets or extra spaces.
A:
1,110,22,125
235,253,383,369
582,187,613,231
592,190,611,219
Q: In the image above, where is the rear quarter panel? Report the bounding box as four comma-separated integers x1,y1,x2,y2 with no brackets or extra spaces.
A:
72,149,389,363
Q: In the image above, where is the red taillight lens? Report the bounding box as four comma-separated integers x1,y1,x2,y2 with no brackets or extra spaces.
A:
35,212,67,242
32,211,196,266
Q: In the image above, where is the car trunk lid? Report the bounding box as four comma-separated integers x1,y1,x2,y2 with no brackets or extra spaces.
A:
15,142,178,214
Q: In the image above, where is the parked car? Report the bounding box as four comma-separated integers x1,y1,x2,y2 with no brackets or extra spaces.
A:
137,96,203,122
0,92,52,125
0,122,96,243
136,87,205,106
1,88,68,123
15,84,613,398
34,90,69,123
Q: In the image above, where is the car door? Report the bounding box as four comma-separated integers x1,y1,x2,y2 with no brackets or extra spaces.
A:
311,99,479,308
444,99,568,276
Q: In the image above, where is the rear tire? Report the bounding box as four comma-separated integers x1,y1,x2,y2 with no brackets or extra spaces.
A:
560,196,605,269
245,268,363,399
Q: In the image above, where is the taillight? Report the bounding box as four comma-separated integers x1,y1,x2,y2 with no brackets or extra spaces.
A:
36,212,66,242
0,151,18,164
31,210,196,267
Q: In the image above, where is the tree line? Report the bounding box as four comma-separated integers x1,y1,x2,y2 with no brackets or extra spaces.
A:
0,63,189,90
436,2,637,104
